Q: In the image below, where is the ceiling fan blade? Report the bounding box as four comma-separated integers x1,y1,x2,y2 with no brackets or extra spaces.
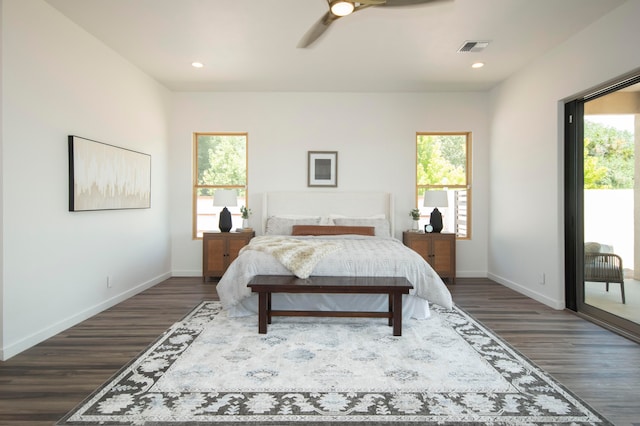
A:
379,0,444,6
296,1,392,48
297,11,339,48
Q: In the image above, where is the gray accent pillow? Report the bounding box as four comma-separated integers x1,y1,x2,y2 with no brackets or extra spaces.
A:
265,216,321,235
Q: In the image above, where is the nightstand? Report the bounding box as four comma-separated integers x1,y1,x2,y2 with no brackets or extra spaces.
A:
202,231,254,280
403,231,456,284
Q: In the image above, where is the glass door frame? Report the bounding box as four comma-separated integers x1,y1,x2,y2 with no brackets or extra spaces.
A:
564,73,640,342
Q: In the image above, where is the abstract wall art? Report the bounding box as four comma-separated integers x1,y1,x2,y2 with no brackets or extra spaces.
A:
68,135,151,211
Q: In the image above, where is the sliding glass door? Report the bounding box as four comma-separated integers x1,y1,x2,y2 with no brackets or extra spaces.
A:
565,75,640,341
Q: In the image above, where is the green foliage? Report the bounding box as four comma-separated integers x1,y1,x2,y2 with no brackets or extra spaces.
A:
197,134,247,195
417,134,466,187
409,208,421,220
240,205,251,219
583,147,608,189
584,119,634,189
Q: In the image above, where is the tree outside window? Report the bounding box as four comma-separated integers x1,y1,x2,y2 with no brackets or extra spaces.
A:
193,133,247,238
583,118,634,189
417,132,471,239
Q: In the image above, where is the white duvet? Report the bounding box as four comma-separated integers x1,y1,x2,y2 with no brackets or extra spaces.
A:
216,235,454,317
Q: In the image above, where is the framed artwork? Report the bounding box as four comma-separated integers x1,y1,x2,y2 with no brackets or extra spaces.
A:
68,135,151,211
308,151,338,187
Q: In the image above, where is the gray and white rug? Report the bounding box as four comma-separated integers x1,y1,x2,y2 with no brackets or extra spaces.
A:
58,301,610,425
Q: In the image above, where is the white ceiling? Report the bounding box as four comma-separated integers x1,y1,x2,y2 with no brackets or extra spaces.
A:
45,0,626,92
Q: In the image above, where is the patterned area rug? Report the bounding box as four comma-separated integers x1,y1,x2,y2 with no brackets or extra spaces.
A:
58,301,610,425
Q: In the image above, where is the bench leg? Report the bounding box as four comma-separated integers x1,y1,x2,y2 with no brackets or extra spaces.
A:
267,292,272,324
392,291,402,336
257,292,268,334
388,294,393,326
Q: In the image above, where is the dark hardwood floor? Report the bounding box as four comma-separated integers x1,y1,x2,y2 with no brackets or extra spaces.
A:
0,277,638,425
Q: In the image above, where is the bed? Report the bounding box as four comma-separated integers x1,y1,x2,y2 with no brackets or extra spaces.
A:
216,191,453,319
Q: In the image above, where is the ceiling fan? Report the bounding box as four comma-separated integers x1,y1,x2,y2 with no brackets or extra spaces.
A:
297,0,443,48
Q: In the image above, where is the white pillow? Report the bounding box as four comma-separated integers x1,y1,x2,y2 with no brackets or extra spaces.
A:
265,216,321,235
319,216,333,225
276,214,322,219
273,214,332,225
328,213,385,227
329,213,386,220
332,218,391,238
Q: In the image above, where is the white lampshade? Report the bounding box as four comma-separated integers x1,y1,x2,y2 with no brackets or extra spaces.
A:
423,190,449,208
213,189,238,207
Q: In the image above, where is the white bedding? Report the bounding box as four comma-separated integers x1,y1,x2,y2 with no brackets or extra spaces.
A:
216,235,453,319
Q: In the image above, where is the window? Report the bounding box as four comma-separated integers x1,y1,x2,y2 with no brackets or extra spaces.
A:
193,133,248,238
416,132,471,239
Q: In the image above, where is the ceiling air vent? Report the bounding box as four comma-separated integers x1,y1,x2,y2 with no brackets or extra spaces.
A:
457,40,490,53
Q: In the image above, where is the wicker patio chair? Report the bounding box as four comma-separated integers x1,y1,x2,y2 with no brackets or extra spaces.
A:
584,242,626,304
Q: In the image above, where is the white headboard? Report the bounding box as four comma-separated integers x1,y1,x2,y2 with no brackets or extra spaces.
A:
262,191,394,236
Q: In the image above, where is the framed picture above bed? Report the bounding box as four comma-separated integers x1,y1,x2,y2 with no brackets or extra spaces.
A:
308,151,337,187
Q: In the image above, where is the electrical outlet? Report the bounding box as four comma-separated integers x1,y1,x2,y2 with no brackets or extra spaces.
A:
538,273,546,285
107,275,112,288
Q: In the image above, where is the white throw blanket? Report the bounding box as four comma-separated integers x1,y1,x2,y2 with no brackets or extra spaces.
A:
240,236,342,279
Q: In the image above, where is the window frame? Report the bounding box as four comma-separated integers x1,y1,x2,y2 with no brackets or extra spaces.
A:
192,132,248,239
416,131,472,240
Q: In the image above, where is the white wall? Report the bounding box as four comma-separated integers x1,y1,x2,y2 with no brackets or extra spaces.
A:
1,0,172,359
585,190,633,269
488,0,640,309
0,0,4,352
169,91,491,278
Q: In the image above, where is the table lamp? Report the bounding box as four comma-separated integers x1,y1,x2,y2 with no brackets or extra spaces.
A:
423,190,448,233
213,189,237,232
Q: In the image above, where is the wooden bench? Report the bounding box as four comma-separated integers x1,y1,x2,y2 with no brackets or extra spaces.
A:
247,275,413,336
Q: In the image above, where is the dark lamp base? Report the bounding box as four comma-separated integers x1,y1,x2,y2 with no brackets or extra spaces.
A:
219,207,232,232
430,208,443,233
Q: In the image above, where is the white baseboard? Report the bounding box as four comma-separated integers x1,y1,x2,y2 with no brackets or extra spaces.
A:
1,272,171,361
456,270,489,278
171,269,202,277
487,272,565,310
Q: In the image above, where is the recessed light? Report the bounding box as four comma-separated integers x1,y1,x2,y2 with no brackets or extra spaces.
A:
192,62,204,68
471,62,484,69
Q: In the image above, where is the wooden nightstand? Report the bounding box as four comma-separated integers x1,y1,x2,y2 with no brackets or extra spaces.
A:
403,231,456,284
202,231,254,281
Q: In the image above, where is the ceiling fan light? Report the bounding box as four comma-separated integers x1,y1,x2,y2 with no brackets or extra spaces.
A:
330,1,355,16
